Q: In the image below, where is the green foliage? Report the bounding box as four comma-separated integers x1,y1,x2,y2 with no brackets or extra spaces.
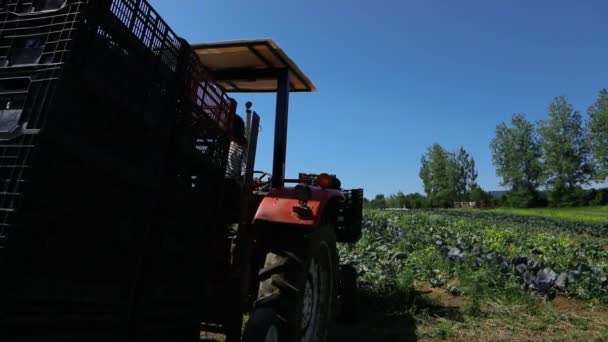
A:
590,189,608,206
385,192,428,209
502,188,543,208
430,319,461,340
587,89,608,181
365,194,387,209
339,213,408,288
547,186,589,207
462,294,482,317
420,144,479,207
488,92,607,208
369,193,439,210
420,144,458,207
469,185,493,203
490,113,543,207
342,210,608,306
402,246,451,286
339,210,608,341
540,96,593,206
457,263,537,311
454,147,478,200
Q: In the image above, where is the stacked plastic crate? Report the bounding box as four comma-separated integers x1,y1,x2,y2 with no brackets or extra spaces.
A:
0,0,184,251
150,41,241,335
0,0,191,339
175,43,237,179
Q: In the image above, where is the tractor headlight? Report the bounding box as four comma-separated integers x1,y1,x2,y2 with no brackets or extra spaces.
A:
316,173,333,188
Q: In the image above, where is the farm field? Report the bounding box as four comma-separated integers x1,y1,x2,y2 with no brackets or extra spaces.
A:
335,209,608,341
488,206,608,224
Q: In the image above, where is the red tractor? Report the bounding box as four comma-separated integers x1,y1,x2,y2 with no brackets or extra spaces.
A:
0,1,362,341
190,40,364,342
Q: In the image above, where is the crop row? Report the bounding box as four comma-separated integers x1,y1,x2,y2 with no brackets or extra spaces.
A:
432,209,608,238
339,211,608,303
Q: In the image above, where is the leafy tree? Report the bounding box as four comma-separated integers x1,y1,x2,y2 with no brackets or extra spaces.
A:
408,193,427,208
590,188,608,206
454,147,478,200
370,194,387,209
420,144,481,207
490,113,543,207
420,144,458,207
540,96,593,206
469,185,493,204
386,192,430,209
588,89,608,181
502,189,544,208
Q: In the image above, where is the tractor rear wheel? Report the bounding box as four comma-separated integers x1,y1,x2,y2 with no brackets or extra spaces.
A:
242,308,282,342
244,224,338,342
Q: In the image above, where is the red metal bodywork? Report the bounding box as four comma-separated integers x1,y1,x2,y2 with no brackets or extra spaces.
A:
253,186,344,226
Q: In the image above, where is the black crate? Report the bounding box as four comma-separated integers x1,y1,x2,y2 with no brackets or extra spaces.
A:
0,0,200,339
180,49,235,133
172,46,237,178
0,0,184,245
0,1,240,339
336,189,364,243
0,0,182,71
0,136,34,253
0,1,88,66
0,0,77,13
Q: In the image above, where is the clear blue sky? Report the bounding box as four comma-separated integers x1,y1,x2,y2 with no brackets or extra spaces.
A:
150,0,608,198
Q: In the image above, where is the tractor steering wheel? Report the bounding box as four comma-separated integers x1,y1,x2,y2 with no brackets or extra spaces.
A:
253,171,272,190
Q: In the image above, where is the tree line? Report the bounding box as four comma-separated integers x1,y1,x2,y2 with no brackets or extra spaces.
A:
365,145,493,209
490,89,608,207
365,88,608,209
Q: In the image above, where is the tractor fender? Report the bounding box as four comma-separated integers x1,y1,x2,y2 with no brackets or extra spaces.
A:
253,187,344,227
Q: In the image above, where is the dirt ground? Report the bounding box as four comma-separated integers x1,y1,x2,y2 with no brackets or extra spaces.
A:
330,284,608,342
200,285,608,342
412,285,608,342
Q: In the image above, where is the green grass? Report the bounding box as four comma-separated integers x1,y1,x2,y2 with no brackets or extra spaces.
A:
489,206,608,223
415,298,608,342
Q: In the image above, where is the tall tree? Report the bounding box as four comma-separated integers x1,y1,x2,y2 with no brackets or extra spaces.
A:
419,144,457,207
453,147,478,199
490,113,543,207
540,96,592,205
588,89,608,181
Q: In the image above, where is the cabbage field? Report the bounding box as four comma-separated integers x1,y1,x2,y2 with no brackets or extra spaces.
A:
334,209,608,341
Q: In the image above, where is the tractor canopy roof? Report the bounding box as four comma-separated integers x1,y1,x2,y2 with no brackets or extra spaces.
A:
191,39,316,93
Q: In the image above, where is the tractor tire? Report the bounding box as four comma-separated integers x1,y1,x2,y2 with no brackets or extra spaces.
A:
246,224,339,342
337,264,358,324
242,308,282,342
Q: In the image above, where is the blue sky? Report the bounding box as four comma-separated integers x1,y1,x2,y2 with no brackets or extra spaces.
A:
150,0,608,198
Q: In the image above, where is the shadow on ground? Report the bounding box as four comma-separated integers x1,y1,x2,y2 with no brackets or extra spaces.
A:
329,285,418,342
200,285,465,341
329,284,465,342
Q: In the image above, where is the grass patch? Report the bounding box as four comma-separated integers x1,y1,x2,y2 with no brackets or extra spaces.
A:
414,296,608,341
490,206,608,224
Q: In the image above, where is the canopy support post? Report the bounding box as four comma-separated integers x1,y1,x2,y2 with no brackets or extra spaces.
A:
272,68,290,188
